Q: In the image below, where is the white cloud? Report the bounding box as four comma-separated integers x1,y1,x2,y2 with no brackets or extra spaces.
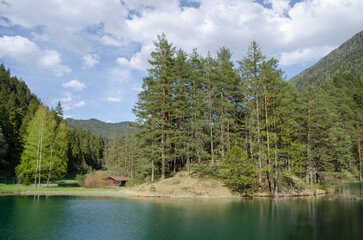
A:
116,57,129,65
131,86,143,92
38,50,71,76
0,35,71,76
62,114,72,120
1,0,363,68
55,92,85,111
31,32,50,42
116,44,152,71
101,35,123,47
74,101,86,108
266,0,291,16
107,97,121,102
279,46,335,66
0,35,39,63
82,54,100,69
60,92,73,103
63,79,86,91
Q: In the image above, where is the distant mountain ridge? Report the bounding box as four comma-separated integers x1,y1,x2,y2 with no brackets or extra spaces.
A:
290,30,363,91
66,118,134,140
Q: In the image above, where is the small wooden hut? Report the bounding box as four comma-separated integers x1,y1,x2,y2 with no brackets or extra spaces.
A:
106,176,128,187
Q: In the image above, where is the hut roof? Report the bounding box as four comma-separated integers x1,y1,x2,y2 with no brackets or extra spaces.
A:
108,176,128,182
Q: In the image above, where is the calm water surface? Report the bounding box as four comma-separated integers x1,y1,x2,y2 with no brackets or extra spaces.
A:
0,183,362,240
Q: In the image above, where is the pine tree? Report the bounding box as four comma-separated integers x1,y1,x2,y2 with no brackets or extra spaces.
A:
220,146,258,196
239,41,265,189
203,53,219,165
134,33,176,179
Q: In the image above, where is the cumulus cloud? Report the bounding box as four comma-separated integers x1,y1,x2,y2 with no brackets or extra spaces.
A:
101,35,123,47
0,35,39,63
0,35,71,76
74,101,86,108
63,79,86,91
131,86,143,92
279,46,335,66
1,0,363,68
55,92,85,111
60,92,73,103
116,44,152,71
82,54,99,69
107,97,121,102
0,0,129,53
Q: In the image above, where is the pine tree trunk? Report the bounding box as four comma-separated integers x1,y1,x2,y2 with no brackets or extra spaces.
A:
307,99,313,185
273,100,278,196
359,136,362,182
263,76,272,193
247,95,254,163
151,159,154,182
256,91,262,189
161,134,165,179
151,127,155,182
35,135,40,187
38,134,43,187
209,79,214,165
161,82,166,178
125,131,128,176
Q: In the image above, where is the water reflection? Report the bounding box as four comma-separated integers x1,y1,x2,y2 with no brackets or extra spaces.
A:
0,184,362,240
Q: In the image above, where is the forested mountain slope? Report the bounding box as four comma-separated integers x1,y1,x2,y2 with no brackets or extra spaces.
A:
290,31,363,91
0,64,40,176
66,118,133,141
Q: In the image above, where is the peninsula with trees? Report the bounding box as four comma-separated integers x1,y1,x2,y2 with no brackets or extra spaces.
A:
0,31,362,198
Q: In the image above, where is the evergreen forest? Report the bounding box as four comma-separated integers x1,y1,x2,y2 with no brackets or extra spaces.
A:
0,32,362,195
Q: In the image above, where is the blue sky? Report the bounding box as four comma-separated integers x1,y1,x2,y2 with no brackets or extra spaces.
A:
0,0,362,122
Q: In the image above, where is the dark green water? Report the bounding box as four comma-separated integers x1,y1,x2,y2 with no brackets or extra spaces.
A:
1,184,362,240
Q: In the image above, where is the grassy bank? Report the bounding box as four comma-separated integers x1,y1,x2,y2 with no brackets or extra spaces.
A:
0,183,134,197
0,171,336,199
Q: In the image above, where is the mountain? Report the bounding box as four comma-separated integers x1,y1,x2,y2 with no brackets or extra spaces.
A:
66,118,134,140
290,31,363,91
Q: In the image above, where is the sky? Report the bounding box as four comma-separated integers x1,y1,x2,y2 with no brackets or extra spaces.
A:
0,0,362,123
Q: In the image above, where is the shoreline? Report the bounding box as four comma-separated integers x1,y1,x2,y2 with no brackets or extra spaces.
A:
0,188,333,199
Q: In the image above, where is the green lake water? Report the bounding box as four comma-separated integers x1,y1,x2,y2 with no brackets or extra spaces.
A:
1,183,362,240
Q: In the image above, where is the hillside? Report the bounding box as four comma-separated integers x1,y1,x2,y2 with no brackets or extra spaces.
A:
290,31,363,91
66,118,134,140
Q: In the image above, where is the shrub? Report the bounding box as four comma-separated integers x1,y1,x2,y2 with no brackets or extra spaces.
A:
187,163,220,177
82,172,108,188
220,146,258,196
22,175,31,186
149,184,156,192
75,173,86,186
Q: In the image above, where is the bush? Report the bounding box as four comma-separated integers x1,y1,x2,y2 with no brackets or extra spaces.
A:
220,146,258,196
187,163,220,177
75,173,86,186
150,184,156,192
22,175,31,186
82,172,108,188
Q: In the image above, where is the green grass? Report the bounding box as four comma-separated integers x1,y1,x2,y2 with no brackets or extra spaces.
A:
0,183,133,197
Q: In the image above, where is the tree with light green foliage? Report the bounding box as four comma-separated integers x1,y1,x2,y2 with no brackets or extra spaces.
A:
220,146,258,196
16,104,68,186
46,121,69,186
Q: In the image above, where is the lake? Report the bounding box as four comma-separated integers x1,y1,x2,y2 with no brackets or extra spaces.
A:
1,183,362,240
